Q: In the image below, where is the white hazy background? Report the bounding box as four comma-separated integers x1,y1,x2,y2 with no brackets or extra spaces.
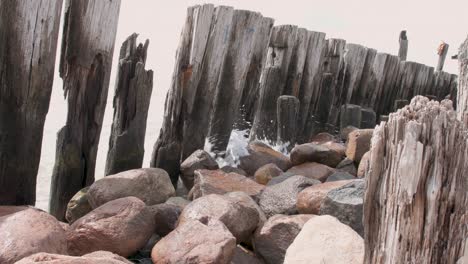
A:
36,0,468,210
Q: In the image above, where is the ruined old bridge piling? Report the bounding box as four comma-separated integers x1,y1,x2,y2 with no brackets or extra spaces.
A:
152,4,457,184
0,2,460,217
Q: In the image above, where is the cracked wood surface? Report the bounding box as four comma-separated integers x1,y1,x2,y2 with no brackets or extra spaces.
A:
50,0,121,220
0,0,63,205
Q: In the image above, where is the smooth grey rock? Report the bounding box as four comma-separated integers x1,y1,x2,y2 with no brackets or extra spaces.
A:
180,149,219,190
326,171,356,182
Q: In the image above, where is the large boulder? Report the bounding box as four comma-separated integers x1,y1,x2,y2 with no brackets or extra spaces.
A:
239,141,292,175
180,149,219,189
345,129,373,163
284,215,364,264
67,197,155,257
178,194,260,243
254,163,283,185
230,245,264,264
88,168,175,208
221,166,248,176
148,204,182,237
253,214,313,264
357,151,370,178
335,158,357,176
296,180,353,214
290,143,345,167
191,169,264,200
320,180,365,236
0,207,68,264
151,218,236,264
66,187,92,224
286,162,335,182
16,251,132,264
165,196,190,210
225,191,267,225
309,132,336,144
259,175,319,217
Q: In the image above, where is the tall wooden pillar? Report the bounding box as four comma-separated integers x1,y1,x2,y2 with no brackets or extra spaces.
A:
0,0,63,205
49,0,121,219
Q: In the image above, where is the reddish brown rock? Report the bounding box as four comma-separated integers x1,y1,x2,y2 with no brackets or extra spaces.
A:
253,214,314,264
310,132,336,144
0,207,68,264
67,197,155,257
180,149,219,190
286,162,335,182
15,251,132,264
357,151,370,178
178,194,260,244
297,180,353,214
254,163,283,185
345,129,373,163
191,169,264,200
239,141,292,175
152,219,236,264
290,142,345,167
88,168,175,208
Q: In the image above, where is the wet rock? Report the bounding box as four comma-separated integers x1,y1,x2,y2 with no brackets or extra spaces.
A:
178,194,260,244
253,214,313,264
259,175,319,217
290,143,344,168
88,168,175,208
357,151,370,178
345,129,373,163
66,187,92,224
254,163,283,185
67,197,155,257
284,215,364,264
180,149,219,190
151,218,236,264
148,204,182,237
336,158,357,176
239,141,292,176
231,245,264,264
0,207,68,264
16,251,133,264
320,180,365,236
191,169,264,200
165,196,190,210
286,162,335,182
296,180,353,214
326,171,356,182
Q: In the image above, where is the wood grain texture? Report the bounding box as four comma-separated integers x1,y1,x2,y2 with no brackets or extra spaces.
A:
0,0,63,205
105,34,153,175
398,30,408,61
457,36,468,124
50,0,121,219
364,96,467,264
276,95,299,148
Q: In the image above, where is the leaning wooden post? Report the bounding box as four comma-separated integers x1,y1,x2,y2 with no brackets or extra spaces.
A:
250,25,298,142
457,36,468,124
50,0,121,219
436,42,449,72
105,34,153,175
0,0,63,205
276,95,299,149
398,30,408,61
364,96,467,264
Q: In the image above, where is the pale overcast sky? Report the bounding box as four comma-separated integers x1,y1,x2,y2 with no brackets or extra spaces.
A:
36,0,468,209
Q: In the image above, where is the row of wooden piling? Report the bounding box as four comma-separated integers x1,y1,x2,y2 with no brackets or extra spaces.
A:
0,2,459,221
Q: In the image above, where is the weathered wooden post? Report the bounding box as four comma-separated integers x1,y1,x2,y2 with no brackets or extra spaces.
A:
339,104,362,131
457,36,468,124
236,17,274,129
313,73,334,134
50,0,121,219
360,108,376,129
276,95,299,148
398,30,408,61
364,96,467,264
151,5,222,185
105,34,153,175
436,42,449,72
250,25,298,142
0,0,63,205
207,12,271,154
394,99,409,111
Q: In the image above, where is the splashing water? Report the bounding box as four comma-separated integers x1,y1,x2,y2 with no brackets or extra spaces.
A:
204,129,292,168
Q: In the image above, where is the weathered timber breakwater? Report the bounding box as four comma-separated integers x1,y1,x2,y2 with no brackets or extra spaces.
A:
0,2,467,264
